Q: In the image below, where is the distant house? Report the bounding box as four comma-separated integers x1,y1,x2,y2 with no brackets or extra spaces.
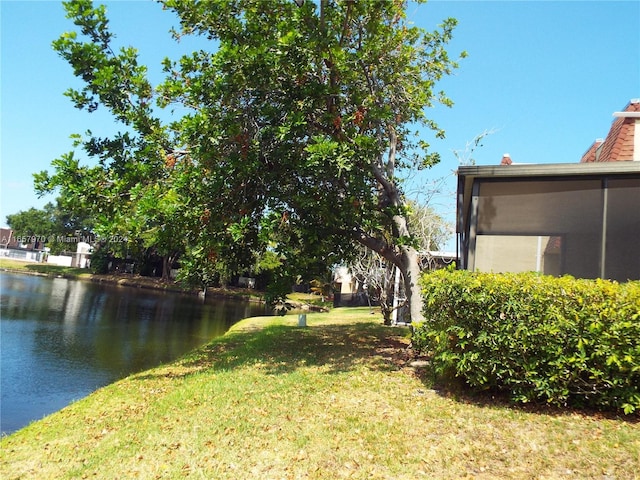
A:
0,228,45,262
0,228,93,267
0,228,41,250
0,228,13,249
457,100,640,282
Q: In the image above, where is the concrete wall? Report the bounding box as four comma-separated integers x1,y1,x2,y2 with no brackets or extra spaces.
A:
47,255,73,267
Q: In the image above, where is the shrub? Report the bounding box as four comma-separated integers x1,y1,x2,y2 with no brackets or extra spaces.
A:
89,243,110,274
412,269,640,414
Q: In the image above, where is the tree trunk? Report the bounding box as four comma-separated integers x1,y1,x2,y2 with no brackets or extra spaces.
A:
162,252,178,283
398,245,424,324
354,127,426,324
161,255,170,282
354,229,425,324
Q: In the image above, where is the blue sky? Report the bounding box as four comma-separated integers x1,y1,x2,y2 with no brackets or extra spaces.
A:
1,1,639,250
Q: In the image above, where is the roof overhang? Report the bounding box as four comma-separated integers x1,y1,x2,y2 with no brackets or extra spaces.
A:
457,162,640,234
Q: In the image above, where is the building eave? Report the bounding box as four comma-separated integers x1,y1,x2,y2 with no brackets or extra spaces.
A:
456,162,640,236
458,161,640,180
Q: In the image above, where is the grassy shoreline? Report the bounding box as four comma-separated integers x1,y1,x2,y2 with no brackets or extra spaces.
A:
1,308,639,479
0,258,264,303
0,258,332,309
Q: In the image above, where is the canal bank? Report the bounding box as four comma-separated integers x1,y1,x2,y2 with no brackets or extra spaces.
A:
0,258,330,311
0,271,270,434
0,258,263,303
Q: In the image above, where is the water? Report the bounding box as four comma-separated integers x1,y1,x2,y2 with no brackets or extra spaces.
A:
0,272,267,435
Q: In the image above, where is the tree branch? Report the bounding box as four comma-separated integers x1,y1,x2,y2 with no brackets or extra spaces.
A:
351,226,399,267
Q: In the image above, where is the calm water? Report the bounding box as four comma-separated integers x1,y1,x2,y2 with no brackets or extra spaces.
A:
0,272,267,435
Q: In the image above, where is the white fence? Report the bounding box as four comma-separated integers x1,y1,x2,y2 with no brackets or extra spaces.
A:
0,248,41,262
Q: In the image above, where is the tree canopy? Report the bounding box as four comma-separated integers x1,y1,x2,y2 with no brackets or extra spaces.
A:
36,0,464,321
5,200,92,254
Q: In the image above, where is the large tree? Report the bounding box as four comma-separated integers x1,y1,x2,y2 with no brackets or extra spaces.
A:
6,204,56,242
6,200,93,254
37,0,463,322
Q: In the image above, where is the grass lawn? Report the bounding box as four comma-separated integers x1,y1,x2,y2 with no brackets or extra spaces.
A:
1,308,638,479
0,258,92,278
287,291,333,309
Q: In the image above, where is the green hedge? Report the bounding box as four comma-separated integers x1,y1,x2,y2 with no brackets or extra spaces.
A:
412,269,640,414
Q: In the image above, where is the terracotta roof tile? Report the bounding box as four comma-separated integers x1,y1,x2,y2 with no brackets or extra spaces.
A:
588,100,639,162
500,153,512,165
580,139,603,163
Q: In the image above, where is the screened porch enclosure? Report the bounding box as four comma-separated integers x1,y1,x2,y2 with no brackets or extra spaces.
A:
457,163,640,282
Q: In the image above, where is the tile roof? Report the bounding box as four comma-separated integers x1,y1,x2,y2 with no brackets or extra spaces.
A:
579,139,603,163
581,99,639,163
500,153,512,165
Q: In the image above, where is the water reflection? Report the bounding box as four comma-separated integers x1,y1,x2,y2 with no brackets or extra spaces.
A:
0,273,267,435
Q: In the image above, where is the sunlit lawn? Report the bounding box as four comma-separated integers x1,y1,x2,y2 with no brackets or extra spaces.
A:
0,258,91,278
287,291,333,309
1,307,638,479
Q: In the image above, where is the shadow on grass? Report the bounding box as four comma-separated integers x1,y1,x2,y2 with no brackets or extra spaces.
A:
410,357,640,422
23,264,88,276
130,317,638,421
135,321,411,381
